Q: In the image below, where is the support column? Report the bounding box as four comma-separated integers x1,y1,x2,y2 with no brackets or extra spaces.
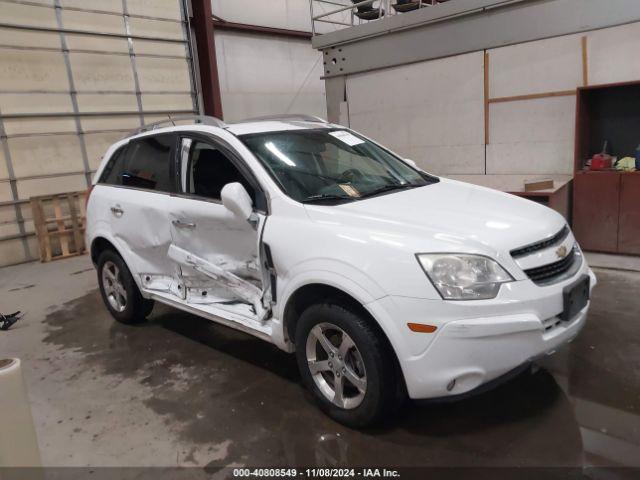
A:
190,0,224,119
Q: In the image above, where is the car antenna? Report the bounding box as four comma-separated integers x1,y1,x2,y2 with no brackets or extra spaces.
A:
167,114,175,126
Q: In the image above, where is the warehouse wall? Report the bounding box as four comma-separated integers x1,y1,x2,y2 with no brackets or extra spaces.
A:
211,0,326,122
486,34,582,176
212,0,312,32
0,0,198,266
214,30,326,121
341,21,640,177
347,51,485,174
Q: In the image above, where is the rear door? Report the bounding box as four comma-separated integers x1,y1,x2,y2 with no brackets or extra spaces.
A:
167,133,271,321
97,133,178,293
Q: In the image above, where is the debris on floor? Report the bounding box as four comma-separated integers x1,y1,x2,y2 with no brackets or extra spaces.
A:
0,311,22,331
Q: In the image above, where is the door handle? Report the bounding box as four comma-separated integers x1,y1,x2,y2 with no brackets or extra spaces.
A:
110,205,124,217
172,219,196,229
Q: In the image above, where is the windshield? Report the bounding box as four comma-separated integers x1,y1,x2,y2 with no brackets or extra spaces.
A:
239,129,437,204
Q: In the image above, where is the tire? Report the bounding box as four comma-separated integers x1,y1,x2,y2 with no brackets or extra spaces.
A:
295,301,400,427
97,249,154,325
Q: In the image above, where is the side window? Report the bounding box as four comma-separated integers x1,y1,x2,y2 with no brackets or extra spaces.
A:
121,134,175,192
184,140,256,203
99,145,127,185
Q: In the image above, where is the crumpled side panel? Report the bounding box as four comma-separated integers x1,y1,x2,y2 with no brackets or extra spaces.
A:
168,244,268,319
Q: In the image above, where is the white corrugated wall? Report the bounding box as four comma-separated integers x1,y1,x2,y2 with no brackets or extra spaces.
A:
0,0,199,266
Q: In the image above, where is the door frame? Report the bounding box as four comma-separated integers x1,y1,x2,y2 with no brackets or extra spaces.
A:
172,130,270,215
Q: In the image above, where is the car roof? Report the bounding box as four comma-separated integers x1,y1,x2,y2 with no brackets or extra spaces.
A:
225,119,334,136
124,114,338,141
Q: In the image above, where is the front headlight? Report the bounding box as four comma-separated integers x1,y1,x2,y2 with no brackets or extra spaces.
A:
416,253,513,300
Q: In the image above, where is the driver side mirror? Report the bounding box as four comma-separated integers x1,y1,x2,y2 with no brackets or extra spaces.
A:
221,182,253,220
403,158,417,168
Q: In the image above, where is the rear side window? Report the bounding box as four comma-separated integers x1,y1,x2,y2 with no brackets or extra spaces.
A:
99,134,176,192
99,145,127,185
122,135,176,192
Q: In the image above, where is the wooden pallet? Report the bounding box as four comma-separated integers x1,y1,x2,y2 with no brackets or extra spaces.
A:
30,191,87,262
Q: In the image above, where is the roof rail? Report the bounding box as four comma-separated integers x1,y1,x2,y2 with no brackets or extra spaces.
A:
126,115,226,137
238,114,328,124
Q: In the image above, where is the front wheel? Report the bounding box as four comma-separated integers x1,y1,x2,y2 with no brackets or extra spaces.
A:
97,250,154,324
295,302,400,427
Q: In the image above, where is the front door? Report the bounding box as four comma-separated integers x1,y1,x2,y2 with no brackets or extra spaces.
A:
168,135,270,321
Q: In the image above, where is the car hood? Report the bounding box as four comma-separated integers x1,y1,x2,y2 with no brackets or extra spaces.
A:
303,178,566,256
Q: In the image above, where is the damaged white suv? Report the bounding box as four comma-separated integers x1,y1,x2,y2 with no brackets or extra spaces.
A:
87,115,596,426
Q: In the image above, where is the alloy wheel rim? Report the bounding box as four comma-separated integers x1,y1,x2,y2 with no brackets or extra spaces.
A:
101,260,127,313
306,322,367,409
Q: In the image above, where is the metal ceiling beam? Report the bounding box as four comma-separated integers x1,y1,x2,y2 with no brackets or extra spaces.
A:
314,0,640,78
312,0,521,49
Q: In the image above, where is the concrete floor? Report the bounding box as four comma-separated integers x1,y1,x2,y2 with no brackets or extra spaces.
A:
1,255,639,470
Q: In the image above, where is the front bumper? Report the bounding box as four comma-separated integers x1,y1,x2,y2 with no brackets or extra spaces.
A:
366,262,596,400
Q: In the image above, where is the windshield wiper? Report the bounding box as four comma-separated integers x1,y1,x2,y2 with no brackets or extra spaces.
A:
360,183,417,198
301,194,356,204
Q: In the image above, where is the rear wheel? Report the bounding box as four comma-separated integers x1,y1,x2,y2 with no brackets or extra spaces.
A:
97,249,153,324
295,302,399,427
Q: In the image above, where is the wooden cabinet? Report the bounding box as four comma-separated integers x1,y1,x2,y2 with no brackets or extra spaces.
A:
619,174,640,255
574,172,640,254
573,172,620,253
573,81,640,255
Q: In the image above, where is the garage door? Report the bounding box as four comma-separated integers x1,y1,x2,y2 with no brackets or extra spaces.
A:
0,0,199,266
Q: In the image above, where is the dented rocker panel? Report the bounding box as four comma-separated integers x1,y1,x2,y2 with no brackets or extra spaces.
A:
147,290,274,343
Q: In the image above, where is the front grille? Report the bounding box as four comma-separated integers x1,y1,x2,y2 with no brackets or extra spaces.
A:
511,226,569,258
523,247,576,285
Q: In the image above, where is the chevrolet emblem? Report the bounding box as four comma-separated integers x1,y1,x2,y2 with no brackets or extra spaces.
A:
556,245,568,258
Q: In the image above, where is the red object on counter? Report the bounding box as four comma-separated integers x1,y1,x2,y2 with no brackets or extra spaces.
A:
591,153,613,170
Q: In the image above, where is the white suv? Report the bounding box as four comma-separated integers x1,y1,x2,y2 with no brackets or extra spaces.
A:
86,114,595,426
